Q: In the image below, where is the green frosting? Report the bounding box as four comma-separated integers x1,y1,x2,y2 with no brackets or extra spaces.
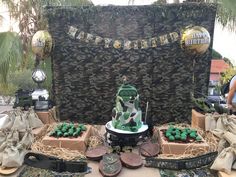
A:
112,83,142,132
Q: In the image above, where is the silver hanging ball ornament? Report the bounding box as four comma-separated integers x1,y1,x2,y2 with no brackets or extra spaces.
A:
32,68,46,84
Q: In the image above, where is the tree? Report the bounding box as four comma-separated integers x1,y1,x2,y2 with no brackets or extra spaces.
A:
223,57,233,68
220,67,236,84
1,0,93,69
0,32,23,88
212,49,223,59
0,0,93,95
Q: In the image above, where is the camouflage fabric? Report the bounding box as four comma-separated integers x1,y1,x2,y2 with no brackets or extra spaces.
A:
160,166,217,177
44,4,216,124
18,166,85,177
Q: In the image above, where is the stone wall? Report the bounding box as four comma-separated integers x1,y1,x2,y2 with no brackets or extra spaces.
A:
45,3,216,124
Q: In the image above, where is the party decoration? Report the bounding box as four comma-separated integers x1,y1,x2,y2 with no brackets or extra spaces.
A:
181,26,210,54
32,68,46,83
31,30,52,57
67,25,210,51
113,40,122,49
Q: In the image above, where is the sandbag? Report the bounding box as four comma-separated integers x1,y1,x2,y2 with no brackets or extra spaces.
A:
205,114,217,131
211,146,235,174
27,108,43,129
1,145,26,168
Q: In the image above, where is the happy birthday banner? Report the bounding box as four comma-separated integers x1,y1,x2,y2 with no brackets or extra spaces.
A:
67,26,179,50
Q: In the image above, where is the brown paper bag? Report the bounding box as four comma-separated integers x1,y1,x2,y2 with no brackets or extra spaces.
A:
205,114,217,131
27,108,43,129
211,147,235,174
1,145,26,167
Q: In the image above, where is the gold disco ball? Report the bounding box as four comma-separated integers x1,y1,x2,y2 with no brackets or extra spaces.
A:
181,26,211,55
31,30,52,58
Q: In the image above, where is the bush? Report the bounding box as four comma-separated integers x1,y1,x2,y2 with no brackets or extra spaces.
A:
0,83,18,96
9,70,37,90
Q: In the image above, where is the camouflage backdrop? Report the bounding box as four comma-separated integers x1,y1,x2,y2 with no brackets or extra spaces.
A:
44,3,216,124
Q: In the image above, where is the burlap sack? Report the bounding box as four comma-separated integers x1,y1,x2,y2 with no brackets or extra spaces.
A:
223,131,236,146
216,116,226,131
218,139,229,153
19,130,33,148
205,114,217,131
0,112,15,130
232,161,236,170
27,108,43,129
211,146,235,174
1,145,26,167
11,112,29,133
227,120,236,135
6,130,19,143
211,129,224,138
0,131,6,145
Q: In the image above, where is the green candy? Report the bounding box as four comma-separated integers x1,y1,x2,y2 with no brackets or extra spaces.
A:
80,124,87,131
57,131,63,137
63,132,69,137
169,135,175,141
175,134,181,140
68,128,74,136
190,132,196,138
181,135,187,141
57,124,63,130
165,132,171,137
195,136,201,141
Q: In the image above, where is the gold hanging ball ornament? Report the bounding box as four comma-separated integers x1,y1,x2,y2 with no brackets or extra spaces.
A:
181,26,211,55
31,30,52,58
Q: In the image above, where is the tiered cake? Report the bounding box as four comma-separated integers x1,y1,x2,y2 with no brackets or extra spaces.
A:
112,83,142,132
